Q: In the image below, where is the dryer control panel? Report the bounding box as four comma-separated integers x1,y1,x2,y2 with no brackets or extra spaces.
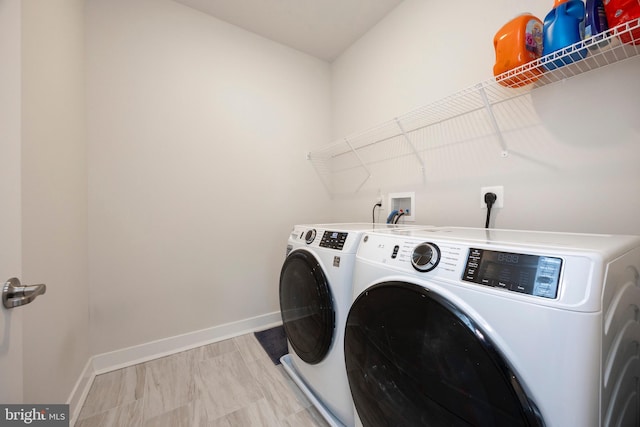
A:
319,231,348,250
462,248,562,299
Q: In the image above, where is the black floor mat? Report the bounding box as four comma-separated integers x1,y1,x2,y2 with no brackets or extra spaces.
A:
254,325,287,365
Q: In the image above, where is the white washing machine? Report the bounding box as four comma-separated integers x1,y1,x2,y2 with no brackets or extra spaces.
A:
345,227,640,427
279,223,427,427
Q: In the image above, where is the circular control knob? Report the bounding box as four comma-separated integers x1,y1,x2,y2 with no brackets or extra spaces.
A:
411,242,441,272
304,229,317,244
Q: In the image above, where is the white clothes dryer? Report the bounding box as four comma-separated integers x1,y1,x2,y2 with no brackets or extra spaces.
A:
345,227,640,427
279,223,426,427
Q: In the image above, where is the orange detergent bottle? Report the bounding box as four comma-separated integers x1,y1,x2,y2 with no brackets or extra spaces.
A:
493,13,545,87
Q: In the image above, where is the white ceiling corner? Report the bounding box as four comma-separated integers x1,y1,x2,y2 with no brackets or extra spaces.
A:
172,0,405,61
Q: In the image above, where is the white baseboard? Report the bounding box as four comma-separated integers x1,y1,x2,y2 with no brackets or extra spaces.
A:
91,311,282,374
67,357,95,427
66,311,282,425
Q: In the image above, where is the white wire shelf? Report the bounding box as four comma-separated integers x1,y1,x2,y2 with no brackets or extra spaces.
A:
309,18,640,195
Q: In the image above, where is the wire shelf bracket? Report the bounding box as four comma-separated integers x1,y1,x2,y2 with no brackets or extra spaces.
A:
477,83,509,157
395,118,427,183
345,138,372,193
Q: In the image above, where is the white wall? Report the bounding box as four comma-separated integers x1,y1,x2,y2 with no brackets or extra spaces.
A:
86,0,333,354
21,0,90,403
330,0,640,235
0,0,25,404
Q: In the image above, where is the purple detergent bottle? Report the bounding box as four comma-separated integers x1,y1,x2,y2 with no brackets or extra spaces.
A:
584,0,610,48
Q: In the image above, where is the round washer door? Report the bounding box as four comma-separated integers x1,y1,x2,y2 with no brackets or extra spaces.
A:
279,250,335,364
345,281,543,427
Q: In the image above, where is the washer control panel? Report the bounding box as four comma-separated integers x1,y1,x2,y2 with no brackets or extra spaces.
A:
359,235,464,279
358,232,567,300
462,248,562,299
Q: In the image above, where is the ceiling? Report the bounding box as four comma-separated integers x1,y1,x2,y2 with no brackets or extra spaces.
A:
172,0,404,62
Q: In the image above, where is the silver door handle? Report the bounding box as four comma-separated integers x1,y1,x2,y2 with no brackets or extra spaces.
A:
2,277,46,309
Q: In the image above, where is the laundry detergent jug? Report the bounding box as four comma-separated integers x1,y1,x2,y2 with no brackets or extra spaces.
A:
493,13,544,87
604,0,640,44
585,0,611,48
542,0,588,69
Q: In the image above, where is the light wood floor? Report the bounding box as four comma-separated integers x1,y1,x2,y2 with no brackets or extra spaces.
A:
76,332,330,427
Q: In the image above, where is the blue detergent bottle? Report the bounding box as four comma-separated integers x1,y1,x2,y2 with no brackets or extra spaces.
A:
542,0,588,69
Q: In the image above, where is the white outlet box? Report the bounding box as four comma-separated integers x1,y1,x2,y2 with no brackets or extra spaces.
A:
480,186,504,209
389,192,415,222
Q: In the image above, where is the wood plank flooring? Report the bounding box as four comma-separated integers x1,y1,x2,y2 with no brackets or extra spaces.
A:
76,332,330,426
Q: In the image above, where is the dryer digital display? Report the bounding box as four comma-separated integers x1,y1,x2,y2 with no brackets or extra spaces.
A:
463,248,562,298
319,231,348,250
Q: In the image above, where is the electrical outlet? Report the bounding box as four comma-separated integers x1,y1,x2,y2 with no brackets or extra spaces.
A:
480,186,504,209
376,192,384,210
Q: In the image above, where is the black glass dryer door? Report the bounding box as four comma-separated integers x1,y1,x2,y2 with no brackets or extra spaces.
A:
345,281,543,427
279,250,335,365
